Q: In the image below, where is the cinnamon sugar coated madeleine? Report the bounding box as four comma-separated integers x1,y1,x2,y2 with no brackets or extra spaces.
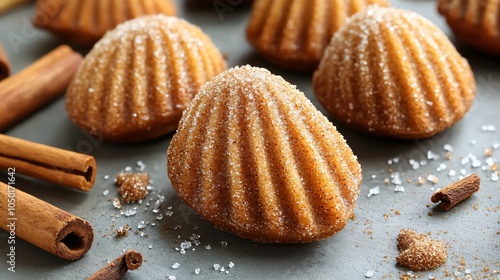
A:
313,7,476,139
167,65,362,243
66,15,227,143
438,0,500,56
33,0,177,46
246,0,389,71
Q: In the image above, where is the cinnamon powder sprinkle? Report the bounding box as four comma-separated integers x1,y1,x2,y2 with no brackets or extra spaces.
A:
115,172,150,203
396,229,447,271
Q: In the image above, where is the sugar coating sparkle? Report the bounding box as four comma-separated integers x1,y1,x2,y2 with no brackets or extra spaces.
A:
313,6,476,139
167,65,362,243
66,15,226,142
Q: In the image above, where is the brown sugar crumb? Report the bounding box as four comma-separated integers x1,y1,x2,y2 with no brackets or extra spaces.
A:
491,163,498,171
484,148,493,157
417,177,426,186
396,228,447,271
116,224,131,237
115,172,150,203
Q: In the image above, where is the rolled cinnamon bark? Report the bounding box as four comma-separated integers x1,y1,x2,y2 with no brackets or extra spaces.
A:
0,182,94,260
87,250,143,280
0,45,82,131
0,43,11,81
0,134,96,191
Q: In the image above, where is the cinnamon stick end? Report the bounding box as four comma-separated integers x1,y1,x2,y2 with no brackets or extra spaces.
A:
431,174,481,211
124,251,143,271
55,217,94,260
80,156,97,191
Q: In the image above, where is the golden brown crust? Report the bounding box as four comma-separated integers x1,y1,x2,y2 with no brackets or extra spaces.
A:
313,7,476,139
33,0,177,46
66,15,227,143
246,0,389,71
167,65,362,243
438,0,500,56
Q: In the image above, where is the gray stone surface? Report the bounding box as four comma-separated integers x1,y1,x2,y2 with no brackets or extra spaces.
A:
0,0,498,279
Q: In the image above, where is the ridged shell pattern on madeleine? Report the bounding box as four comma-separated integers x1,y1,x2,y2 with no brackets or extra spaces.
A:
438,0,500,56
66,15,227,143
167,65,362,243
33,0,177,45
246,0,389,71
313,7,476,139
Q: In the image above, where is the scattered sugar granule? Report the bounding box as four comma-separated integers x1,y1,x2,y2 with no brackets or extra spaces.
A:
103,190,109,196
394,185,405,192
417,177,426,186
427,151,440,160
220,241,228,247
136,160,146,171
437,163,447,172
409,159,420,170
180,241,192,250
427,175,439,184
104,175,110,180
205,245,212,250
365,270,375,278
113,198,122,209
481,124,496,132
123,209,137,217
168,276,176,280
228,262,234,268
213,264,221,270
367,186,380,197
171,262,180,269
194,268,201,275
148,244,153,249
137,221,146,230
444,144,453,152
115,172,150,203
492,173,499,182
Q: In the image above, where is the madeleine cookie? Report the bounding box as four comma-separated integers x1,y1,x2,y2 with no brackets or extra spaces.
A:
313,7,476,139
33,0,177,46
167,65,362,243
66,15,227,143
246,0,389,71
438,0,500,56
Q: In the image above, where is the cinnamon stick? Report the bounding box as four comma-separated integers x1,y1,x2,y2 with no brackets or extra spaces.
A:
0,43,11,81
0,45,82,131
87,250,143,280
0,134,96,191
0,182,94,260
0,0,30,14
431,174,480,210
